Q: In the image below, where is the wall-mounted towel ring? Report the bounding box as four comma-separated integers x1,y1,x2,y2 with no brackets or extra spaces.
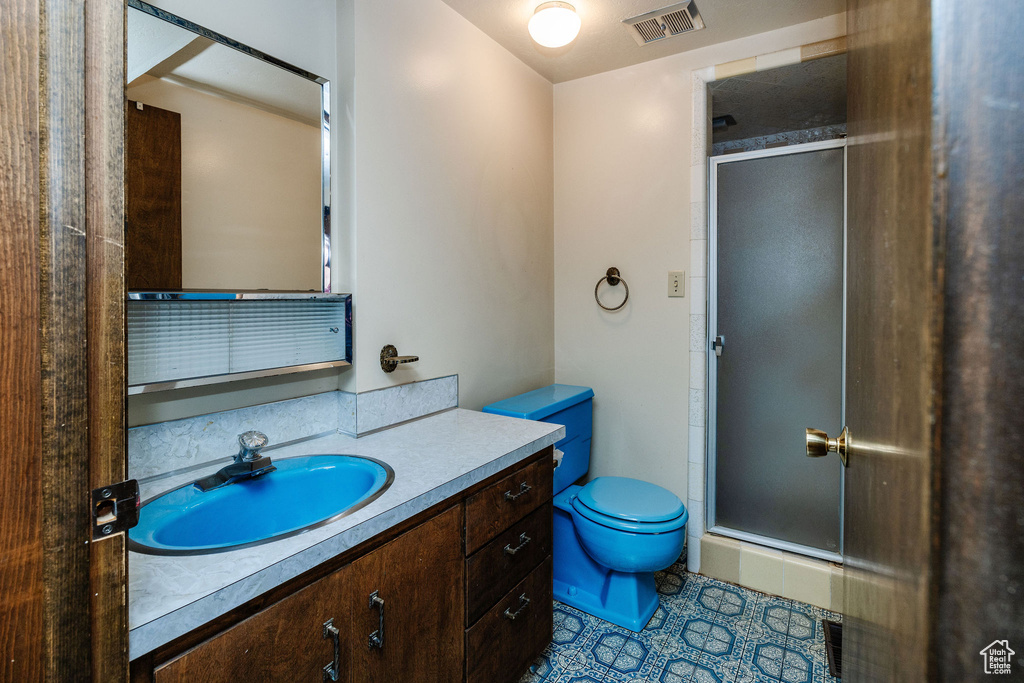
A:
595,267,629,312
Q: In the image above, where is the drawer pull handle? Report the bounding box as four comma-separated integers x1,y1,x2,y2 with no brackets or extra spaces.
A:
503,593,531,621
322,618,341,682
504,482,532,502
504,533,532,556
368,590,385,649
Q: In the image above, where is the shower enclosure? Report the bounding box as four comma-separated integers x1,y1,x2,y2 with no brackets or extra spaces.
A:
706,139,846,562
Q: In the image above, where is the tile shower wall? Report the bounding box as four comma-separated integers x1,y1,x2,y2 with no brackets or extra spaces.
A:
129,375,459,481
688,64,716,575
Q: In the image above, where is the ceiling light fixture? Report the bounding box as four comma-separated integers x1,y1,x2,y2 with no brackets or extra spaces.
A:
528,2,581,48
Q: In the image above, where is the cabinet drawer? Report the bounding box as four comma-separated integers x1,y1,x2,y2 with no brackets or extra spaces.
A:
466,556,553,683
465,453,552,554
466,502,552,625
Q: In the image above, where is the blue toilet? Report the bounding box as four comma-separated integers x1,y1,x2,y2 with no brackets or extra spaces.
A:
483,384,688,632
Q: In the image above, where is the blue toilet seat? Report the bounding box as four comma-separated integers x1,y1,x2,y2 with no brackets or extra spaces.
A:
571,477,688,534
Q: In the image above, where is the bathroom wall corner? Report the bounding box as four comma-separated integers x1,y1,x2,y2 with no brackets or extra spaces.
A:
687,460,704,503
337,389,357,436
686,534,701,573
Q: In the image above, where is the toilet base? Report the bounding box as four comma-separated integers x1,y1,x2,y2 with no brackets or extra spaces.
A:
553,487,660,632
553,568,659,633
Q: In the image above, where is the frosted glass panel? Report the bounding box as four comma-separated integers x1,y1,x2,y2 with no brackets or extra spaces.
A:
713,147,844,553
127,299,348,386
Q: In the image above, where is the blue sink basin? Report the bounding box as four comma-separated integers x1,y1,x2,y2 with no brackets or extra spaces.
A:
129,454,394,555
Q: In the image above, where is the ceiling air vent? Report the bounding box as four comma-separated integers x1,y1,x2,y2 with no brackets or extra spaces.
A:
623,1,705,46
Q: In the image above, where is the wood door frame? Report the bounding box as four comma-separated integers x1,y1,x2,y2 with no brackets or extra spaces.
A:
930,0,1024,677
86,1,128,681
1,0,127,679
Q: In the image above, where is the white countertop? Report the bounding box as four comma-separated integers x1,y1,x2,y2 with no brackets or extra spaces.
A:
128,408,564,660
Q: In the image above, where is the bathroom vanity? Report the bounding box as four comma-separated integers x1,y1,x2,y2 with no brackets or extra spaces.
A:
128,409,561,683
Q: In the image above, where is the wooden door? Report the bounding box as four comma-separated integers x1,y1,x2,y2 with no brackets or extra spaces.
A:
845,0,1024,680
125,100,182,290
844,0,937,678
1,0,127,680
346,506,464,683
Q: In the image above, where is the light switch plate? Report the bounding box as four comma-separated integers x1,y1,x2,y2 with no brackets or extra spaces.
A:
668,270,685,297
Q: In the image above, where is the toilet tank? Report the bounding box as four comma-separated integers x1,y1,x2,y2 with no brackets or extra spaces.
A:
482,384,593,494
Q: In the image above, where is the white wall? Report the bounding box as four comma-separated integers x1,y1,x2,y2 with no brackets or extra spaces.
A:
350,0,555,408
553,15,846,503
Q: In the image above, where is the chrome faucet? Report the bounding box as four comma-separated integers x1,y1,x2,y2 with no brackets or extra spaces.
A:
193,431,277,492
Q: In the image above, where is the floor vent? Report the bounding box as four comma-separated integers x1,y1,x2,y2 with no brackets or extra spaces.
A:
623,1,705,46
823,619,843,678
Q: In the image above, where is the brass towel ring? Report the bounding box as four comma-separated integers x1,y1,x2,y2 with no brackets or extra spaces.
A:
595,267,629,312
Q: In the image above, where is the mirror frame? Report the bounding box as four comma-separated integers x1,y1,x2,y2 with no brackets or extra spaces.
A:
127,0,332,293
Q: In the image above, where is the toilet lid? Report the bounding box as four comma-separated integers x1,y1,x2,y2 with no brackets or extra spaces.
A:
575,477,686,523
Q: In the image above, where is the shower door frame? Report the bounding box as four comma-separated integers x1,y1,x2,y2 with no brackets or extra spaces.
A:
705,138,847,563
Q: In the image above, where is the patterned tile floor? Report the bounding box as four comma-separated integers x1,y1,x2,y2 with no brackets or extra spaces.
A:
519,561,842,683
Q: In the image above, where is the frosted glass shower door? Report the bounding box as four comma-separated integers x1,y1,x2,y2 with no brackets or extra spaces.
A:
708,140,845,558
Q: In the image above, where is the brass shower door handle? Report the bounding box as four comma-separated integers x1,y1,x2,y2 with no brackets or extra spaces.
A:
806,426,850,467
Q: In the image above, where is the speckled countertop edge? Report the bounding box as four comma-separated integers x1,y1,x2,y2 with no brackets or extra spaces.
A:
128,409,564,660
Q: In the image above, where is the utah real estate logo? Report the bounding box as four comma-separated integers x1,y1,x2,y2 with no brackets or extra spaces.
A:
980,640,1015,675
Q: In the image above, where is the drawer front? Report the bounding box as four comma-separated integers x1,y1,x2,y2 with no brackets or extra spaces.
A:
466,502,552,625
465,452,553,554
465,556,553,683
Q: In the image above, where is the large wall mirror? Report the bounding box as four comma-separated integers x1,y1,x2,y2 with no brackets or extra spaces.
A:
126,0,331,292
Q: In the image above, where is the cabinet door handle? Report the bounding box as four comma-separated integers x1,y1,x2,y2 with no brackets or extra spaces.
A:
504,482,532,502
368,590,385,649
503,593,531,621
322,618,341,682
503,533,532,556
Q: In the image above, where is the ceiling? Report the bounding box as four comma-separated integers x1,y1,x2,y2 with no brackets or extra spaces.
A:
439,0,846,83
127,6,322,126
711,54,847,142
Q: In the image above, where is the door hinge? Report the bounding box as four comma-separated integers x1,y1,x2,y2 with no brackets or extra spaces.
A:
91,479,140,541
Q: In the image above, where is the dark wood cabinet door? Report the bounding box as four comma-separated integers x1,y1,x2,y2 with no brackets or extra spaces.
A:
346,505,464,683
153,566,351,683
